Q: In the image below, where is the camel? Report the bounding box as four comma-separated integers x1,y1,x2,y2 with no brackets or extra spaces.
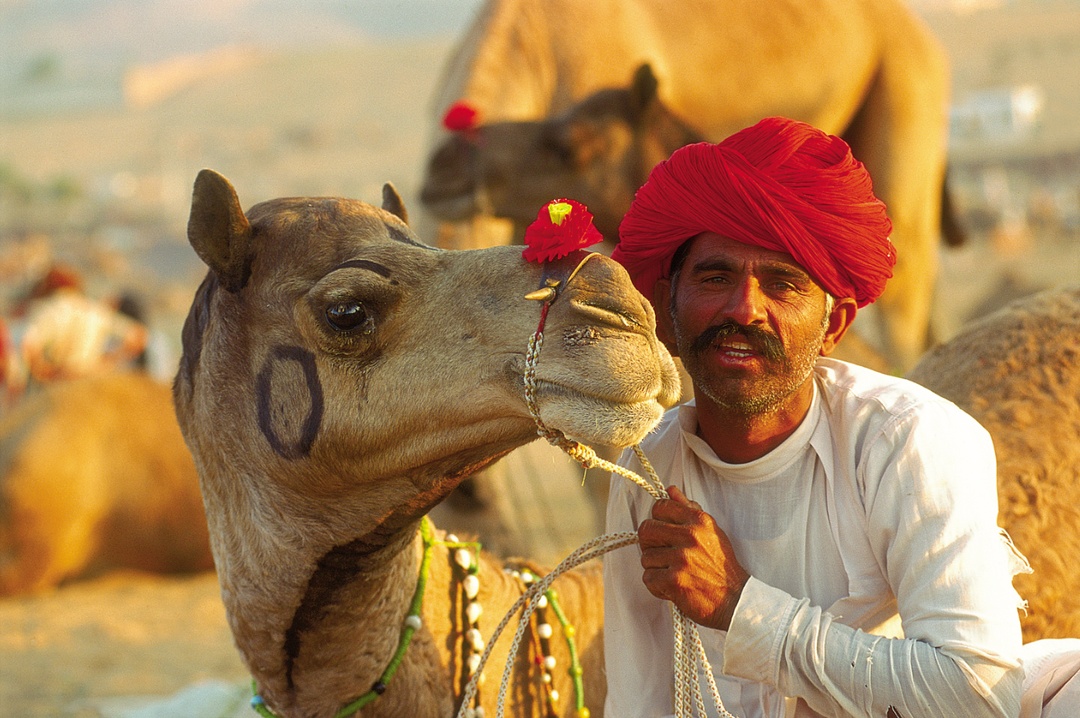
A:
422,62,963,267
418,0,953,373
0,372,213,596
907,285,1080,641
172,169,682,718
424,64,699,255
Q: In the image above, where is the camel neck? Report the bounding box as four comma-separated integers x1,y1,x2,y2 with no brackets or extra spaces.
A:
227,520,435,717
252,518,439,718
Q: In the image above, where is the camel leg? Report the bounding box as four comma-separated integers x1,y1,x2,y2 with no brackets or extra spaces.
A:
842,4,951,373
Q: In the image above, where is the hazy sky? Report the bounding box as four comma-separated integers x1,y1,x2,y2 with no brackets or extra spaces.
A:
1,0,485,68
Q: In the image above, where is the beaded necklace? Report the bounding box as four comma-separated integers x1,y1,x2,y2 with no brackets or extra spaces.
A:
248,517,584,718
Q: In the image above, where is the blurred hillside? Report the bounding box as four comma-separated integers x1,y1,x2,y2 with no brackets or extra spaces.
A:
0,38,458,362
0,0,1078,375
929,1,1080,161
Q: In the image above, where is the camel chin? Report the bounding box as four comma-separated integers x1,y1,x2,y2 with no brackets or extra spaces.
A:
539,393,670,449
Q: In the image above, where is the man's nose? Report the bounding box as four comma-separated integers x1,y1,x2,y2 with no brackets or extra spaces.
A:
720,279,768,326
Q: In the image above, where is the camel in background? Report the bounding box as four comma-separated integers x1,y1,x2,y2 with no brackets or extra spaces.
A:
908,285,1080,641
424,65,698,254
173,169,681,717
0,372,212,596
423,64,900,373
419,0,954,373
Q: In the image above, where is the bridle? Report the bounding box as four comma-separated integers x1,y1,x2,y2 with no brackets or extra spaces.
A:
522,251,605,451
255,251,736,718
509,252,738,718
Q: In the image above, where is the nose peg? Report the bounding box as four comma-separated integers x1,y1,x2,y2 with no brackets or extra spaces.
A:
524,286,558,302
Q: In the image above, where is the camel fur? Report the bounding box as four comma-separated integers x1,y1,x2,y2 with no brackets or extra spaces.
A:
418,0,953,373
907,285,1080,641
0,372,212,596
172,169,682,717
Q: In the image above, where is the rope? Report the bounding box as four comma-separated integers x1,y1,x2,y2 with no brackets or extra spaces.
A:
255,258,734,718
467,282,739,718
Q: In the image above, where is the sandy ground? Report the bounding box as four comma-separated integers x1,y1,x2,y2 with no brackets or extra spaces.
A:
0,572,247,717
0,439,611,718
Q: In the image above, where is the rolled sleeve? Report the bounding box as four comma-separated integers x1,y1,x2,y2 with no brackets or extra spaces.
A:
723,577,801,686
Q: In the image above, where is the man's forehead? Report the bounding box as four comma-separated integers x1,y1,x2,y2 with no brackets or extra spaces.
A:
685,232,810,278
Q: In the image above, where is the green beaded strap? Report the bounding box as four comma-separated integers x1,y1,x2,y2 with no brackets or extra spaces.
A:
545,588,589,718
251,516,437,718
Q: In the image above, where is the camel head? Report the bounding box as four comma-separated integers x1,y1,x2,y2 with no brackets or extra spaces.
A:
172,170,680,704
420,64,703,244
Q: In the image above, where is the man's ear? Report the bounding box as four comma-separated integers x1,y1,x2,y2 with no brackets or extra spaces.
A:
652,278,679,357
819,297,858,356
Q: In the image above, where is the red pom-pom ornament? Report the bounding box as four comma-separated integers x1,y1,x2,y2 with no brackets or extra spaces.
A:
442,101,479,132
522,199,604,263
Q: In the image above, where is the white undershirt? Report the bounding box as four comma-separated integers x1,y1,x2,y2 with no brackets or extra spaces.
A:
680,385,847,612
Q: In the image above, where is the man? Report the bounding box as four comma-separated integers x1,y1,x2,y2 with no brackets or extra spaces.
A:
603,117,1029,717
18,265,148,384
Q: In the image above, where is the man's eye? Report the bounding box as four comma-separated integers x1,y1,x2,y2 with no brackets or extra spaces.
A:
703,274,731,284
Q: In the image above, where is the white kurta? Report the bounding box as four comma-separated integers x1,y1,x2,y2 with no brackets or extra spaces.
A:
604,358,1029,718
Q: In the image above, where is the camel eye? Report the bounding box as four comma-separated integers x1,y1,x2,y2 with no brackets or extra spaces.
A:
325,301,371,332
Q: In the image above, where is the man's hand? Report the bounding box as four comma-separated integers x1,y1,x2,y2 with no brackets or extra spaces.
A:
638,485,750,631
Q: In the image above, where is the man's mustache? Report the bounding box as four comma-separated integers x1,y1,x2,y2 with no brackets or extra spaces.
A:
690,321,784,361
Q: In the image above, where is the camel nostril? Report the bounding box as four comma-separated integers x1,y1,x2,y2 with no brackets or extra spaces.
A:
562,325,603,347
572,300,643,330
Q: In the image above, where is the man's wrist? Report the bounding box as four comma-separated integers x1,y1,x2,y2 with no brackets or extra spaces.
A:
709,573,750,631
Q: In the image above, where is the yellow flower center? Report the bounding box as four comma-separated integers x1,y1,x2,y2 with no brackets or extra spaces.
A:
547,202,573,226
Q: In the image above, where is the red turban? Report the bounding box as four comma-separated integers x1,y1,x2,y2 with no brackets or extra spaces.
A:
612,116,895,308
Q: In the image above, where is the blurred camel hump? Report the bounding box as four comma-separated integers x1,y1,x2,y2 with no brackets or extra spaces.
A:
907,285,1080,642
0,372,212,596
419,0,953,372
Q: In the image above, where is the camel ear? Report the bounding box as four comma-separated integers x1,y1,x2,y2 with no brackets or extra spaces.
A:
188,169,253,293
381,182,409,225
628,63,660,121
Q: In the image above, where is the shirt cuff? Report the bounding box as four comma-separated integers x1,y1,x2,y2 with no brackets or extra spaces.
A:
721,576,800,686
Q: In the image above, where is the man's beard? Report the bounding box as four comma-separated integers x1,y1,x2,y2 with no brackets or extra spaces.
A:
677,320,825,416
